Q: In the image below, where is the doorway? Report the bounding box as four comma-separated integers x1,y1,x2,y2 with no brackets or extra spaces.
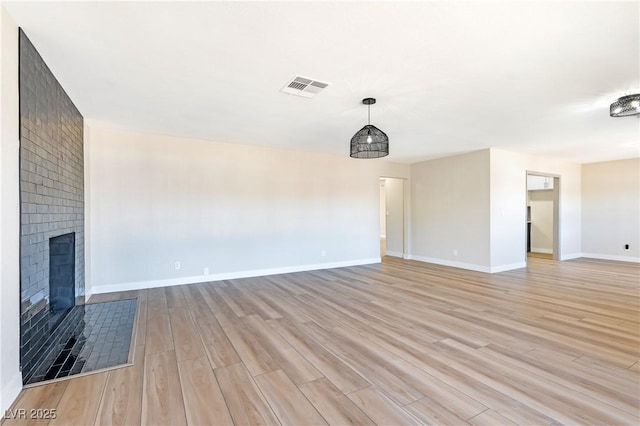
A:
526,173,560,261
380,177,405,258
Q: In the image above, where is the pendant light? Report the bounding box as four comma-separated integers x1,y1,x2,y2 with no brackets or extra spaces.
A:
610,94,640,117
350,98,389,158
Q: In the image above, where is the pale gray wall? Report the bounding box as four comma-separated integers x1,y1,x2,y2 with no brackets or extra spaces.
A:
582,158,639,261
410,149,491,270
87,125,410,293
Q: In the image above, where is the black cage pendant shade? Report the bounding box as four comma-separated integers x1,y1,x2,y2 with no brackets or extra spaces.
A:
610,94,640,117
350,98,389,158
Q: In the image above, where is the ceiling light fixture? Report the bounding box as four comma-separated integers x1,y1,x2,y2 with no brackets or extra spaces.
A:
610,94,640,117
350,98,389,159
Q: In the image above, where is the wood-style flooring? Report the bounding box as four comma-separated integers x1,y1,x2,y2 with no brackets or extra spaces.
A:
5,257,639,425
527,252,553,260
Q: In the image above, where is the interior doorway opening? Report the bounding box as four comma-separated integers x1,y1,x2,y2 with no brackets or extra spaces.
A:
379,179,386,257
526,173,560,261
379,177,405,259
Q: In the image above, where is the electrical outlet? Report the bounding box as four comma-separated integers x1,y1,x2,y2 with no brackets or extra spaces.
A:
624,244,630,251
453,249,458,256
204,267,209,275
175,261,181,270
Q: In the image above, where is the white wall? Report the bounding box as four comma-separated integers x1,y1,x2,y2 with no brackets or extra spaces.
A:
87,125,409,293
490,148,582,269
410,149,491,271
0,5,23,413
384,177,404,257
528,189,554,253
582,158,640,262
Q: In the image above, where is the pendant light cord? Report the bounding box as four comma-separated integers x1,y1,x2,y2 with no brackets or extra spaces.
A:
368,104,371,125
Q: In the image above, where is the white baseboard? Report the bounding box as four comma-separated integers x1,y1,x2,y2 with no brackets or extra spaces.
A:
407,255,492,273
407,255,526,273
531,248,553,254
490,262,528,273
384,251,404,258
559,252,583,260
1,370,22,413
91,258,381,294
545,252,638,263
581,253,640,263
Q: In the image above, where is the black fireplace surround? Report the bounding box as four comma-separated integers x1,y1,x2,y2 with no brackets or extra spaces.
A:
49,233,76,320
19,29,85,383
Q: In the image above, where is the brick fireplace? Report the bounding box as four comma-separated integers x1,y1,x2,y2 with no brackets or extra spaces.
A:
18,29,85,383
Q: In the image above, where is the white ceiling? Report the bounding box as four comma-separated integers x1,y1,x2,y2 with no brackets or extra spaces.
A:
4,1,640,164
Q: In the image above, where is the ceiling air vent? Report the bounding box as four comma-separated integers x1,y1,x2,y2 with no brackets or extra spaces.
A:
281,76,330,98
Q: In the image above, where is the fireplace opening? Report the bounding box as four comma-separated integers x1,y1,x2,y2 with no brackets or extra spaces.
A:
49,233,75,320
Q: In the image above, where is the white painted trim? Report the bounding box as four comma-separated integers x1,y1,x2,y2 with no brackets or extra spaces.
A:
557,252,639,263
91,258,381,294
581,253,640,263
1,371,22,414
407,255,492,273
407,255,525,273
384,251,404,258
531,248,553,254
490,262,528,273
559,252,583,260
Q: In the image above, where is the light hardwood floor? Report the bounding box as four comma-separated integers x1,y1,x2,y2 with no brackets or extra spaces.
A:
5,257,639,425
527,252,553,260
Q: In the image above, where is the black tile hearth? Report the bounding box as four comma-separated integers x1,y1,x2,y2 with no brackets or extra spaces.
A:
24,299,136,385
